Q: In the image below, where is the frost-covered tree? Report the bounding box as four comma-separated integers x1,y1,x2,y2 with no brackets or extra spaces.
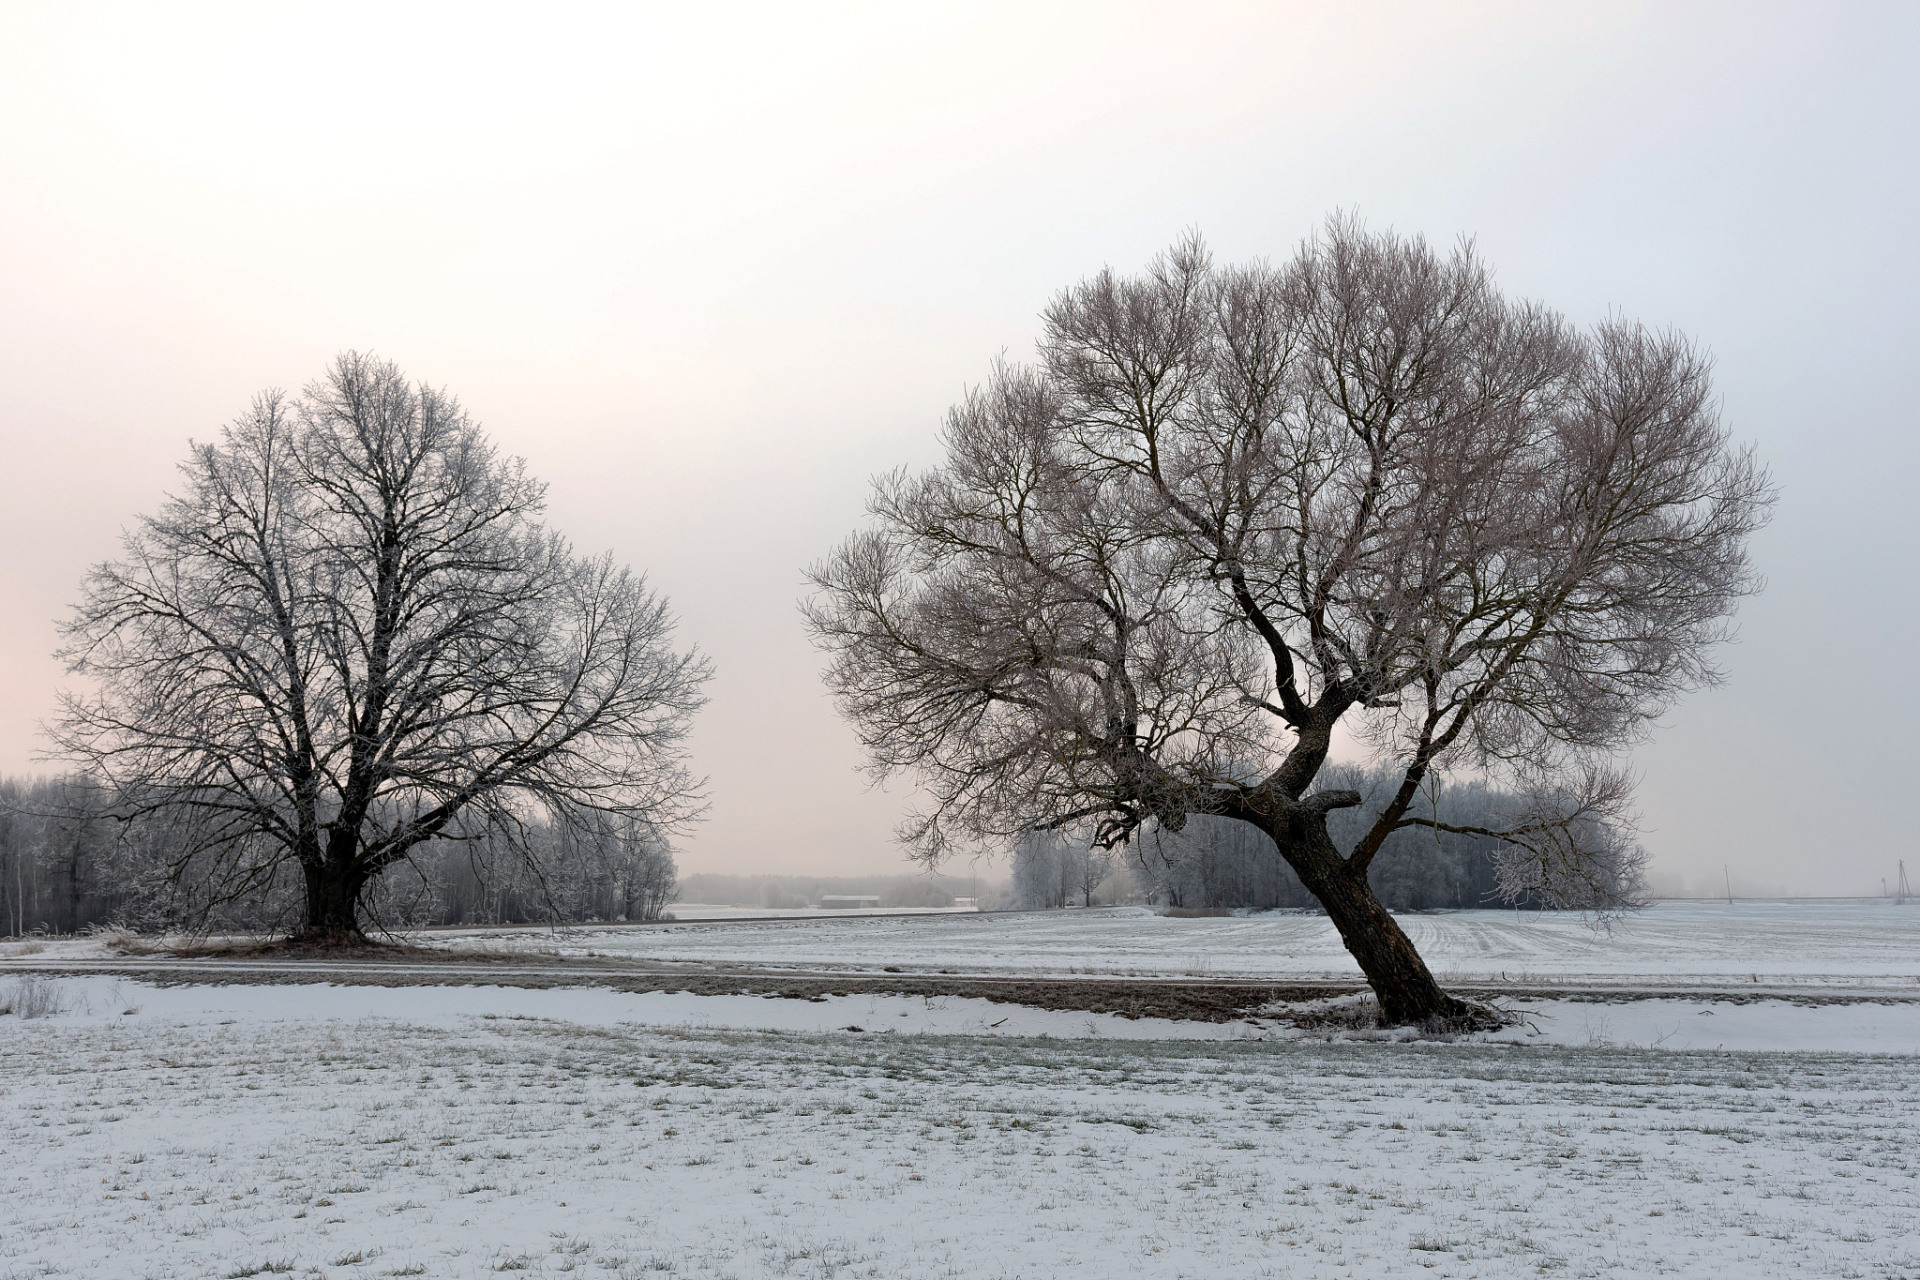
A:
806,219,1770,1024
0,775,123,935
1011,831,1116,909
53,354,709,941
584,818,679,923
1010,830,1073,910
1073,844,1116,907
0,773,686,936
1127,764,1648,913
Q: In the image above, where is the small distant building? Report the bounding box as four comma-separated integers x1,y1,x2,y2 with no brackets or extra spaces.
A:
818,894,880,910
952,897,978,910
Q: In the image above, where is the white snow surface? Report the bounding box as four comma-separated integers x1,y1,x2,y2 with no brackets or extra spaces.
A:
3,975,1918,1279
5,904,1920,1277
10,901,1919,993
7,976,1920,1054
412,901,1920,989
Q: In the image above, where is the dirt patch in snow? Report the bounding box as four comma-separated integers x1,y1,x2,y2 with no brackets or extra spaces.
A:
67,956,1361,1021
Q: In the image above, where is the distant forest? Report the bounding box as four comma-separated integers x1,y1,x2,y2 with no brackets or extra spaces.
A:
677,872,990,911
4,762,1639,936
1011,765,1647,913
0,772,999,937
1,774,677,938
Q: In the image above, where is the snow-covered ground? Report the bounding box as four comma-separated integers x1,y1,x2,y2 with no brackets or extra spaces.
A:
10,976,1920,1053
10,902,1918,995
411,901,1920,991
600,904,980,922
4,976,1917,1279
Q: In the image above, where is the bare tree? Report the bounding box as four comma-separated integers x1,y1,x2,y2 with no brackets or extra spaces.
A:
806,218,1771,1024
1072,844,1115,907
0,777,106,935
1011,830,1073,909
53,354,710,941
589,817,679,923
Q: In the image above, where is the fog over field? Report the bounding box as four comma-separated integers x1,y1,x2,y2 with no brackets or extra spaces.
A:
2,3,1917,894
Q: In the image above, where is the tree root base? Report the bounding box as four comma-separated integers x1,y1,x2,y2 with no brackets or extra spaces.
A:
1414,996,1517,1034
1276,992,1519,1036
110,930,420,959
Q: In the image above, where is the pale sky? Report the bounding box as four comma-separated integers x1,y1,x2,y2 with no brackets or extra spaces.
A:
2,2,1914,894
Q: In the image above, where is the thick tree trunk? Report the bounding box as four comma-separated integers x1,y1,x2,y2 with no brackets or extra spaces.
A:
300,858,366,941
1303,858,1464,1025
1256,812,1468,1026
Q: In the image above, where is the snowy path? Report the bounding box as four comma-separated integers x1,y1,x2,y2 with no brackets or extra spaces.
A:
3,980,1916,1279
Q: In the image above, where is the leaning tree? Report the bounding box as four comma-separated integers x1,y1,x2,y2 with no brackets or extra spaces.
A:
806,220,1771,1024
54,353,709,940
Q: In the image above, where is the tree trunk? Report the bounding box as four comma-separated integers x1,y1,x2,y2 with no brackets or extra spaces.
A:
301,858,366,941
1256,813,1467,1026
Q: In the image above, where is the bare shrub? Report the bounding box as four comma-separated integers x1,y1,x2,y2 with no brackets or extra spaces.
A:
0,975,67,1019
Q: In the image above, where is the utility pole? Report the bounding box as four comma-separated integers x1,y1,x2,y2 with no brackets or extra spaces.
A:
1724,864,1733,905
1899,860,1911,906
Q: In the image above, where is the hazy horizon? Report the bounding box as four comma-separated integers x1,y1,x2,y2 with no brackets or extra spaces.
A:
2,3,1915,895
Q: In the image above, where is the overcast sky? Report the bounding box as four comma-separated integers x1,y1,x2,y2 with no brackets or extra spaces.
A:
2,2,1914,894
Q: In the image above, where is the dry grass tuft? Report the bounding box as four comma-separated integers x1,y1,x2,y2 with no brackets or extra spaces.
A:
0,975,67,1019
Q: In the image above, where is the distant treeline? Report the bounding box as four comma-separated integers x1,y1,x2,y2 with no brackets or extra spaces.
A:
677,872,994,911
1009,835,1120,910
1011,765,1646,912
0,773,678,937
5,762,1637,935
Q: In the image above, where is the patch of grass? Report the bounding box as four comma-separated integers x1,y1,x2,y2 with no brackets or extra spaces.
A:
1409,1234,1459,1252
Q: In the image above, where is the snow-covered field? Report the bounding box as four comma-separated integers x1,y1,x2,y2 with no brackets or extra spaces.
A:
415,902,1920,991
10,902,1918,995
4,977,1918,1280
590,905,980,922
5,905,1919,1278
10,976,1920,1053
